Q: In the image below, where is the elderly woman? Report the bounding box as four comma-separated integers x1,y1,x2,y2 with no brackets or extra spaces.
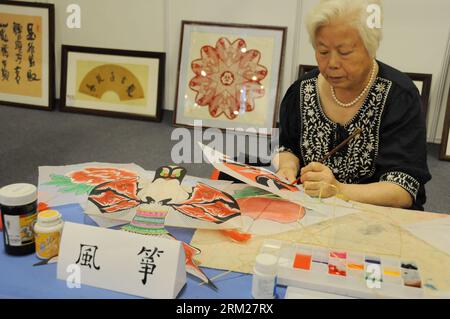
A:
274,0,431,210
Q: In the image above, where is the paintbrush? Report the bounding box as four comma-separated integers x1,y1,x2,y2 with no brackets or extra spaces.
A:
290,127,362,185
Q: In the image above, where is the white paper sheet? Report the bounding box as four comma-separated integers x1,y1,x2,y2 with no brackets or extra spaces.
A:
403,215,450,256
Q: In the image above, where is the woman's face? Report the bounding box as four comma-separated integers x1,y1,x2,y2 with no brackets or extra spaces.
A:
314,22,373,91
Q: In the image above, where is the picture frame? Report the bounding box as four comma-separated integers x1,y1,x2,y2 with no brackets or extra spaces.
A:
405,72,432,119
0,1,55,110
298,64,318,79
174,21,287,135
297,65,432,118
60,45,165,122
439,87,450,161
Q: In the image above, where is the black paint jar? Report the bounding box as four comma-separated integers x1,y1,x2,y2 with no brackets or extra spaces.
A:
0,183,38,256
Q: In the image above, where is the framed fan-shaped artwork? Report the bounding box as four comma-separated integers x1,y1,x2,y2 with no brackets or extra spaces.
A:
174,21,287,135
60,45,165,121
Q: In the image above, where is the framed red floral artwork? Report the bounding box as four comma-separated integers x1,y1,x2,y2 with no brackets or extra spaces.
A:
174,21,286,135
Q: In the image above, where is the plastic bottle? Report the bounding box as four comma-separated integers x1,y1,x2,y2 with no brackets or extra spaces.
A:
0,183,37,255
252,253,278,299
34,210,64,259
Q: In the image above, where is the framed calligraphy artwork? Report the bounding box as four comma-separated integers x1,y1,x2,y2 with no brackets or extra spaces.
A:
60,45,165,121
174,21,286,135
297,64,317,79
0,1,55,110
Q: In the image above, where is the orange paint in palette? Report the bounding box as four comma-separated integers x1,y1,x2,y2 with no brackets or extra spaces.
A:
347,263,364,271
259,240,426,298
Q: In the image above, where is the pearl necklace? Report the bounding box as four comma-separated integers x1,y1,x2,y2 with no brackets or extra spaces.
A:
331,60,377,108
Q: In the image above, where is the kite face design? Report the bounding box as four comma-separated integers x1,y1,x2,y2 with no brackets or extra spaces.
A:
221,160,299,192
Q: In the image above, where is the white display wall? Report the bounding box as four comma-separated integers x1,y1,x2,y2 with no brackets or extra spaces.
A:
20,0,450,142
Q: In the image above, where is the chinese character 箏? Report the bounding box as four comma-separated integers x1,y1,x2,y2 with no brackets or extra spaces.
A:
75,244,101,270
138,246,164,285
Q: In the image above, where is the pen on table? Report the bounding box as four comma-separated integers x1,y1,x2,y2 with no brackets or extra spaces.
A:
290,127,362,185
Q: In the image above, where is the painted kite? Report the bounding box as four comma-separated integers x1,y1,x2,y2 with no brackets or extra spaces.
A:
44,165,241,288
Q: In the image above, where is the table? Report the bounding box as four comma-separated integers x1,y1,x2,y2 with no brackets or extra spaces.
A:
191,201,450,298
0,203,287,299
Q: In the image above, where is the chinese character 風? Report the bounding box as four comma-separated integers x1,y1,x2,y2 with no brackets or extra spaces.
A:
75,244,101,270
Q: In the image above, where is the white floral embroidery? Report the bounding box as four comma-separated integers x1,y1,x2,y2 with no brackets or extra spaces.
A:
298,77,392,184
375,83,386,93
304,83,314,93
380,171,420,199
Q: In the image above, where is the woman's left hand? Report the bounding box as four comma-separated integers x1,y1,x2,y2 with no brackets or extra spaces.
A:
300,162,341,198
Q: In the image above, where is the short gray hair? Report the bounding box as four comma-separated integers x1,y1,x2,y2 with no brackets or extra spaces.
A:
306,0,383,58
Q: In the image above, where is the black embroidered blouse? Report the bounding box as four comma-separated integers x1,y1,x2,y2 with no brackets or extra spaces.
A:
278,61,431,210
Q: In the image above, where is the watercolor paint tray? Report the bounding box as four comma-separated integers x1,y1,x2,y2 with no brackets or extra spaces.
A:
259,239,424,299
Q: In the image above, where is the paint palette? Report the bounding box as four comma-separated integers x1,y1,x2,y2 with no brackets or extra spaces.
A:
259,240,424,299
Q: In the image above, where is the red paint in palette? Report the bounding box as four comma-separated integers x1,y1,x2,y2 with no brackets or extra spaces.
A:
328,251,347,276
293,254,312,270
328,264,347,276
330,251,347,259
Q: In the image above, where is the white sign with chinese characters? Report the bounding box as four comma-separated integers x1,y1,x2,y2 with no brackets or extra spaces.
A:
57,222,186,299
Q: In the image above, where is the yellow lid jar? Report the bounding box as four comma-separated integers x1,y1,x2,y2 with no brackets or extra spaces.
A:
34,210,64,259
